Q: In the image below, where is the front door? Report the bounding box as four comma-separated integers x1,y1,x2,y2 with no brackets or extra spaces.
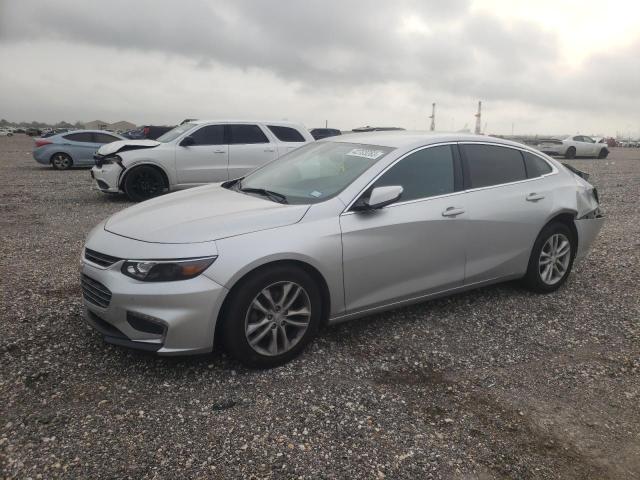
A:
176,124,228,184
227,124,278,180
340,145,466,313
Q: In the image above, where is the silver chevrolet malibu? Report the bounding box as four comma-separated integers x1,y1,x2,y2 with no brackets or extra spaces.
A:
81,132,604,367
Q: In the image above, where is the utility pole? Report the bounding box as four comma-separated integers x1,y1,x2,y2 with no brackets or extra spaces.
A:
325,120,328,128
474,101,482,135
429,103,436,131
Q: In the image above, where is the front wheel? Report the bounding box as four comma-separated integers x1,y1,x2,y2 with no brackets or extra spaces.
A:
598,148,609,159
221,265,322,368
123,166,166,202
523,222,576,293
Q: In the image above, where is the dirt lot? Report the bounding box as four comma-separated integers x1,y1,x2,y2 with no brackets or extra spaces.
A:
0,134,638,479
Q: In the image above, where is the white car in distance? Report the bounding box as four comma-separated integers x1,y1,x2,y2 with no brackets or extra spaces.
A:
92,120,314,201
536,135,609,159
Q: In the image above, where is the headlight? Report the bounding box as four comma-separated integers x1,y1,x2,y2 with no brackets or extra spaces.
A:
121,256,217,282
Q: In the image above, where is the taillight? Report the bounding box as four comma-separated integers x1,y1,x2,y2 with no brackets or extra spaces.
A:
35,139,52,148
143,127,150,137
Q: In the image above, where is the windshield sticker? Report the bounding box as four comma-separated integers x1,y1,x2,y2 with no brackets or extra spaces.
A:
346,148,385,160
310,190,322,198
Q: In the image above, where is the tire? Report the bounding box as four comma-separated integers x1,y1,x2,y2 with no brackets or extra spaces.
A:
50,153,73,170
523,222,576,293
564,147,576,159
221,265,322,368
598,148,609,159
123,165,166,202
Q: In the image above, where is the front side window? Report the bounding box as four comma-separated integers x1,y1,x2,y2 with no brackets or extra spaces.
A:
236,142,393,204
267,125,305,142
462,144,526,188
372,145,455,202
582,136,594,143
190,125,224,145
229,124,269,144
64,132,94,143
523,151,553,178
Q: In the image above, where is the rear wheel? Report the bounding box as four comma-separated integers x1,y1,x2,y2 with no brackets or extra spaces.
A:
564,147,576,159
221,265,322,368
523,222,576,293
598,148,609,159
51,153,73,170
123,166,166,202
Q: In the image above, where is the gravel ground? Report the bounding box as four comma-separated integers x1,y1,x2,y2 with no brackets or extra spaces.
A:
1,135,639,479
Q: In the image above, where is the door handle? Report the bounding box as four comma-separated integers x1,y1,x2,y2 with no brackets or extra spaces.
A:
441,207,465,217
264,148,276,153
213,149,225,153
526,192,545,202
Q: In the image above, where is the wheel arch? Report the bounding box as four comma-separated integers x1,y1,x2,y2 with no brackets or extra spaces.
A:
214,259,332,346
118,161,170,190
542,210,579,247
49,151,73,165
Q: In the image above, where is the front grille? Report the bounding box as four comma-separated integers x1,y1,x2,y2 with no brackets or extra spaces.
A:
84,248,121,267
81,274,112,308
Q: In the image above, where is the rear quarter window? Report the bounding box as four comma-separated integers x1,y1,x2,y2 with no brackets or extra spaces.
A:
523,151,553,178
267,125,306,142
64,132,94,143
462,144,527,188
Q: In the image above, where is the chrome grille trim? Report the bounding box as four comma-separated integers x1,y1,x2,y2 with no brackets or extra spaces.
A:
84,248,121,268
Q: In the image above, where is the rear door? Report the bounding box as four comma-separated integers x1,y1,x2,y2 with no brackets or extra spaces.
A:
227,124,277,179
341,144,466,313
62,132,101,164
459,143,554,284
266,125,308,155
175,124,227,184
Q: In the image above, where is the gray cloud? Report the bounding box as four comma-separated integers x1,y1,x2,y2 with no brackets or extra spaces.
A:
0,0,638,133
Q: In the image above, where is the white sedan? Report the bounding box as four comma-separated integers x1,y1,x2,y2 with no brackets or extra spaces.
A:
536,135,609,159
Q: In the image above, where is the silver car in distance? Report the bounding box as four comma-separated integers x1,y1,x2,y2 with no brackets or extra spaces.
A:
81,132,604,367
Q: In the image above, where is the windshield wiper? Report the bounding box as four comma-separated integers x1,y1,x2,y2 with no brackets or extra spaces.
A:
240,187,288,204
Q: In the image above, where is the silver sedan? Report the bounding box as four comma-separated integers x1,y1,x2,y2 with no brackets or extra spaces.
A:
81,133,604,367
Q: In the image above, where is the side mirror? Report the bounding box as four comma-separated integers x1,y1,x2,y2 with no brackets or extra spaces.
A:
180,136,195,147
354,185,403,211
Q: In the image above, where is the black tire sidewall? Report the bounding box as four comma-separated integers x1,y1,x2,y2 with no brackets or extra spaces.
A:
221,265,322,368
524,222,576,293
565,147,576,159
124,166,164,202
51,153,72,170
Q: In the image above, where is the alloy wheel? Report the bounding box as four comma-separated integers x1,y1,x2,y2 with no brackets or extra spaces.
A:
244,281,311,356
538,233,571,285
52,154,71,169
132,171,163,197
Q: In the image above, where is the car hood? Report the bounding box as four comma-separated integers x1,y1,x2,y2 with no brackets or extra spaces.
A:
97,139,161,156
104,185,310,243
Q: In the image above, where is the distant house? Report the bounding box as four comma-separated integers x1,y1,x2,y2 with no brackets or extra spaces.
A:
83,120,109,130
110,120,136,131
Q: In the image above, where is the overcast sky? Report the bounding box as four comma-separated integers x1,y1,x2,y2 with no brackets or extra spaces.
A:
1,0,638,136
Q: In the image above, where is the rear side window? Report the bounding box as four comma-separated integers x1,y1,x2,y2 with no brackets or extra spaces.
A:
94,133,120,144
462,144,526,188
267,125,305,142
190,125,224,145
229,124,269,144
64,132,94,143
523,151,552,178
373,145,455,202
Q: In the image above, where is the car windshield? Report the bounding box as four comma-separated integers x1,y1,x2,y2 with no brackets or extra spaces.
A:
235,142,394,204
156,123,196,143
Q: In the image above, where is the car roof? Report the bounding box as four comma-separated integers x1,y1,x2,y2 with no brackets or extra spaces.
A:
190,119,304,127
327,131,530,150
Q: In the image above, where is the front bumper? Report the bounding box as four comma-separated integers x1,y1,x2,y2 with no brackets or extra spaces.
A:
81,260,228,355
91,165,121,193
